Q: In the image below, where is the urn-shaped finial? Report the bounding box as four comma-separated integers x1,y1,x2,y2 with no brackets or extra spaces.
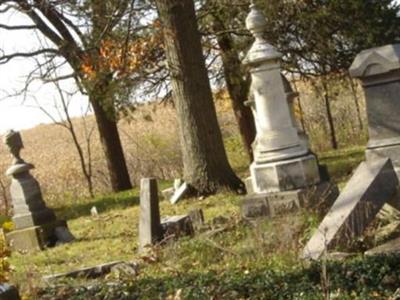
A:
246,2,267,38
3,130,34,176
243,2,282,65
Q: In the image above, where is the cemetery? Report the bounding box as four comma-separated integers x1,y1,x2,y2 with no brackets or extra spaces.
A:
1,0,400,299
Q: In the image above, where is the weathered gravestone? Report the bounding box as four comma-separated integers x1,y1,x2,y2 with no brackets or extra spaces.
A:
303,158,398,260
241,3,338,218
138,178,201,252
350,44,400,210
170,182,189,205
3,130,74,252
139,178,163,251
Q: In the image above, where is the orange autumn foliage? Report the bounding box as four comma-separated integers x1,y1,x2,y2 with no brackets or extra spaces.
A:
81,21,163,80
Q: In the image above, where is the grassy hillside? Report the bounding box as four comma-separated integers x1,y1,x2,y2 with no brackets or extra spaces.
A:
0,81,383,299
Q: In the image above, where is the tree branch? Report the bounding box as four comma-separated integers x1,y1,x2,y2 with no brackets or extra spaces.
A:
0,48,59,64
0,24,37,30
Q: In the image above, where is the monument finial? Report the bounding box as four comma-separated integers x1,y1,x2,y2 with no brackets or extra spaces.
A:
3,130,24,165
3,130,34,176
243,2,282,65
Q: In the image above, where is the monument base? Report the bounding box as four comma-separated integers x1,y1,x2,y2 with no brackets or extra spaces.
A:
241,181,339,219
5,219,74,252
250,154,321,194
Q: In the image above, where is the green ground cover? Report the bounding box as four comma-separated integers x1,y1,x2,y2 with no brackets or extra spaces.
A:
6,147,400,299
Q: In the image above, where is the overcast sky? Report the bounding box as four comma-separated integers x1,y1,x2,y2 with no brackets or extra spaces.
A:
1,2,400,134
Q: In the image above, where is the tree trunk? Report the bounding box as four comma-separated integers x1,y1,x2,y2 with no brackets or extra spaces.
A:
347,75,364,131
156,0,244,195
321,80,338,149
90,95,132,192
212,18,256,161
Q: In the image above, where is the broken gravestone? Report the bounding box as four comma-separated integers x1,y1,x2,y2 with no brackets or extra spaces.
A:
161,215,194,239
303,158,399,260
170,182,189,205
43,261,139,281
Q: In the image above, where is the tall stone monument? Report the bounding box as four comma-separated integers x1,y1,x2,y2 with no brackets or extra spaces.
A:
241,3,337,218
3,130,74,252
350,44,400,180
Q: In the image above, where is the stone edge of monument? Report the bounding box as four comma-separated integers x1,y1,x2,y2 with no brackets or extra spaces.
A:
302,158,398,261
241,181,339,219
5,219,72,252
350,44,400,78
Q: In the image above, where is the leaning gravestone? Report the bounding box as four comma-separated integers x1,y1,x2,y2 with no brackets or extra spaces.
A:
303,158,398,260
240,3,338,218
350,44,400,210
3,130,74,252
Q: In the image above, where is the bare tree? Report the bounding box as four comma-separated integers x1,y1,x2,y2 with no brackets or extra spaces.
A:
29,70,95,197
0,0,136,191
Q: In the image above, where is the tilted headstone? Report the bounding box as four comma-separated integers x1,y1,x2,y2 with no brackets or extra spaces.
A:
303,158,398,260
139,178,163,251
350,47,398,177
3,130,74,252
240,3,337,218
350,44,400,210
170,182,189,205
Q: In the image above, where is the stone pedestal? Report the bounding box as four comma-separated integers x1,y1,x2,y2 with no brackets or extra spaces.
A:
5,165,74,252
350,44,400,179
9,170,56,229
250,154,320,194
2,130,74,252
240,4,331,218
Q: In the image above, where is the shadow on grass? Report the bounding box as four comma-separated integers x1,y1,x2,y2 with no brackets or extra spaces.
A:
38,254,400,299
53,191,140,221
319,147,366,183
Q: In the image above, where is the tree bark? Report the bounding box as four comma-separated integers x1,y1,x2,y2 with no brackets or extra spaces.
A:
321,79,338,149
347,75,364,131
90,95,132,192
212,17,256,161
156,0,244,195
